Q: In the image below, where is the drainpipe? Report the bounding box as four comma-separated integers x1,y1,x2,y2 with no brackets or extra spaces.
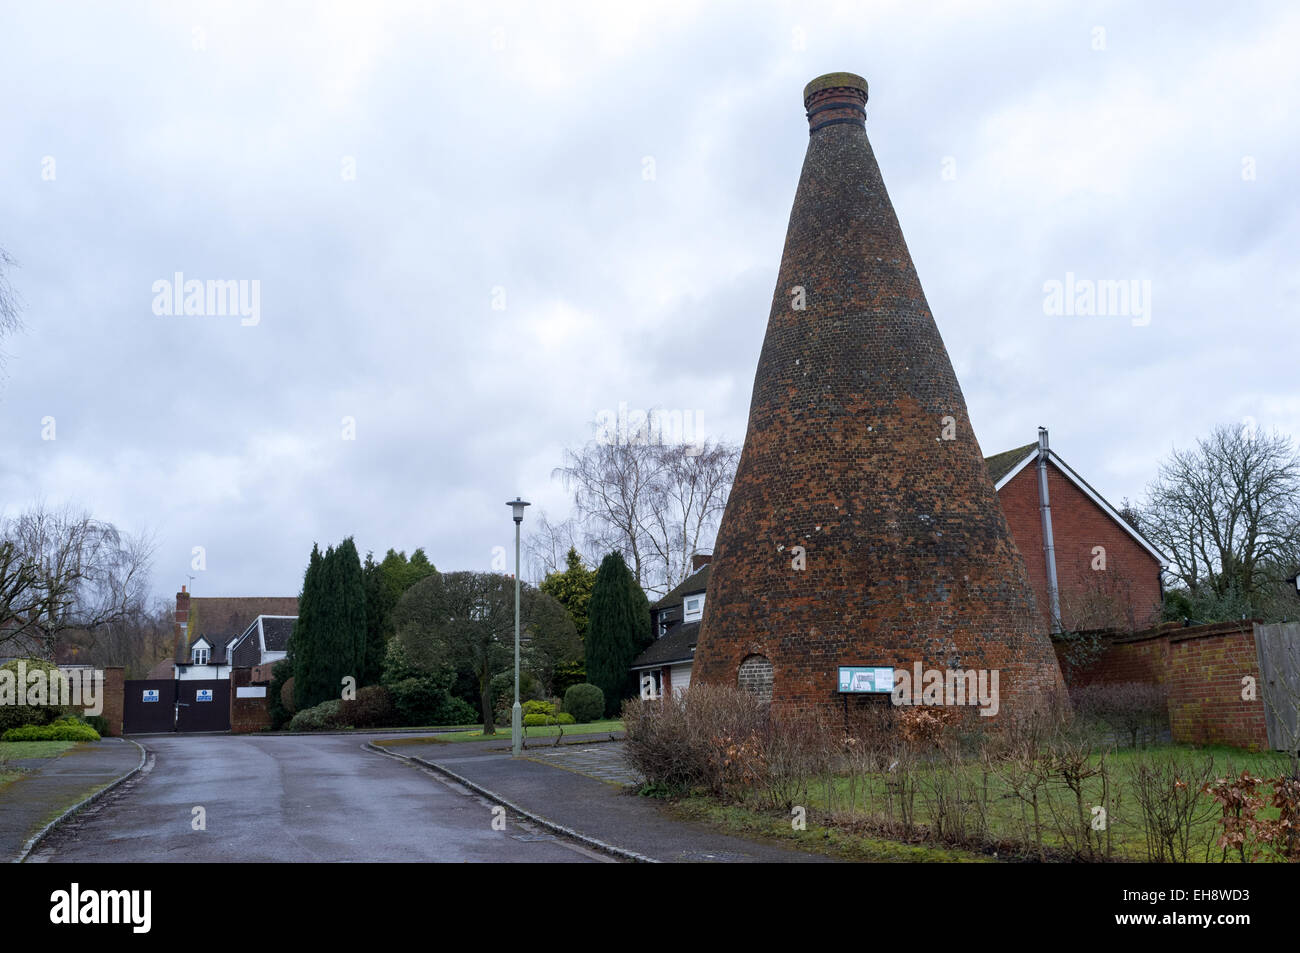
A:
1036,427,1062,633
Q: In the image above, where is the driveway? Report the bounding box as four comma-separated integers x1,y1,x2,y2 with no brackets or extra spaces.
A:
28,734,602,863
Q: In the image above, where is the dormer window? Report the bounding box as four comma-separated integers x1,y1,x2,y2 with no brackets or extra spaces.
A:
193,646,210,665
683,595,704,622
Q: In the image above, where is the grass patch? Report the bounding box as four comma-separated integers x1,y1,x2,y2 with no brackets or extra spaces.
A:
381,719,625,745
668,796,994,863
780,743,1291,862
0,741,77,763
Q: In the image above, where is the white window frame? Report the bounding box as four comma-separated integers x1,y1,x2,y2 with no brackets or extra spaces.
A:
683,595,704,622
193,646,210,665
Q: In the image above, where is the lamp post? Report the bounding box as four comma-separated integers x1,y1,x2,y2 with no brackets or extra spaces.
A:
507,497,530,756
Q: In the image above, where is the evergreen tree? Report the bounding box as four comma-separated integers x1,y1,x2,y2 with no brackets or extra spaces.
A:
585,552,647,717
540,547,597,642
292,543,324,712
361,552,387,685
334,537,368,687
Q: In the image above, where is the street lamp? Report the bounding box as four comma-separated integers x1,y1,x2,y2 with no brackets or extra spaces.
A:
506,497,530,756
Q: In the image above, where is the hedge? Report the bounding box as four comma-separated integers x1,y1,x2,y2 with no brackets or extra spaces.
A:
3,718,101,742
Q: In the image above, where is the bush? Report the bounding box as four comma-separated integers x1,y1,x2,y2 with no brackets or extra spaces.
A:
522,699,555,718
1069,681,1168,747
563,683,605,724
491,670,542,720
0,659,79,733
621,684,770,797
556,712,575,725
523,710,577,727
268,660,295,729
287,699,345,732
339,685,395,729
440,696,480,726
4,717,100,742
83,714,111,736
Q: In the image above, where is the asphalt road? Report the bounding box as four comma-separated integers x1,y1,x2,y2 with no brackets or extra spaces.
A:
29,734,602,863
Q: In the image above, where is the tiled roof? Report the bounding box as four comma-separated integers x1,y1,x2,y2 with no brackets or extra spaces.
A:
653,565,710,611
631,621,699,669
984,443,1037,485
179,597,299,663
260,617,296,651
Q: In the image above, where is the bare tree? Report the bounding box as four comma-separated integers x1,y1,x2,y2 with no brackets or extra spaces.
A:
553,433,739,596
0,248,21,374
524,510,588,582
1142,423,1300,617
0,503,154,659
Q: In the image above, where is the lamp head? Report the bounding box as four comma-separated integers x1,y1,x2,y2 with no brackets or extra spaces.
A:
507,497,531,524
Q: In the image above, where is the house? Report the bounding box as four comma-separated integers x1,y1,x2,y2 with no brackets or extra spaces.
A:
985,427,1167,634
146,587,298,681
630,555,711,698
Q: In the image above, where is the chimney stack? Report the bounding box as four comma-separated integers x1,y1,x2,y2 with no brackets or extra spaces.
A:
691,553,713,572
693,72,1065,718
174,586,191,663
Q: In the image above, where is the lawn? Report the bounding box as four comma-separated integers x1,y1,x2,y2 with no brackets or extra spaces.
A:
384,719,625,744
0,740,78,794
0,740,77,763
753,743,1292,862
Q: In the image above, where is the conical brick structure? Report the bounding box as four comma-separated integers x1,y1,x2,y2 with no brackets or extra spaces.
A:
694,72,1065,719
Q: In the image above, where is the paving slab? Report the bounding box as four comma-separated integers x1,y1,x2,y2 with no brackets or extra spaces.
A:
373,735,833,863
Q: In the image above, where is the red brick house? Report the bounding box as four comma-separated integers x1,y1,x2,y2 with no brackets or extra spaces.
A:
985,428,1167,635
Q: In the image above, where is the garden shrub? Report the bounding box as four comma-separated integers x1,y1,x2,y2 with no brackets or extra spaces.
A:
440,696,479,726
286,699,345,732
83,714,111,736
339,685,395,729
563,683,604,724
621,684,769,797
1069,681,1168,747
523,710,577,728
3,717,100,742
0,659,79,733
522,699,555,718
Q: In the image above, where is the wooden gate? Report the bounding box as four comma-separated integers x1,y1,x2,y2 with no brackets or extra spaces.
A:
1254,622,1300,753
122,679,177,734
122,678,231,733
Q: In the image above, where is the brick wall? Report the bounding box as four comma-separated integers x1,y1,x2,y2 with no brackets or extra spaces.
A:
999,460,1162,635
1056,621,1270,749
102,666,124,737
230,667,270,733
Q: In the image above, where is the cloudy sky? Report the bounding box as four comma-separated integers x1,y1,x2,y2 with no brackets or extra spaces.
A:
1,0,1296,601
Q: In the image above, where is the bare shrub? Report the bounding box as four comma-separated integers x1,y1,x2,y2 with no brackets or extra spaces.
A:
1124,751,1219,862
621,684,768,798
1070,681,1168,747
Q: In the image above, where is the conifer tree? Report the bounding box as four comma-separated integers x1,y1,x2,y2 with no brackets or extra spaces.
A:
585,552,648,717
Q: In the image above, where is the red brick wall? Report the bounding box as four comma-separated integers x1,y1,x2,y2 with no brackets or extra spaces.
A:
999,460,1162,634
1055,622,1269,749
1166,625,1269,749
230,668,270,733
101,666,124,737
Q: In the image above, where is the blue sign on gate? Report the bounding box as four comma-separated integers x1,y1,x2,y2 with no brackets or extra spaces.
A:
142,689,159,703
196,689,213,702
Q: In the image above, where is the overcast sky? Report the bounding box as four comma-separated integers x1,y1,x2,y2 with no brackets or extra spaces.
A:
1,0,1296,602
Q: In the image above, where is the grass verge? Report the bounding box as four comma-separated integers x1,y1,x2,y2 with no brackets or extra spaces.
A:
380,719,625,744
666,796,994,862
